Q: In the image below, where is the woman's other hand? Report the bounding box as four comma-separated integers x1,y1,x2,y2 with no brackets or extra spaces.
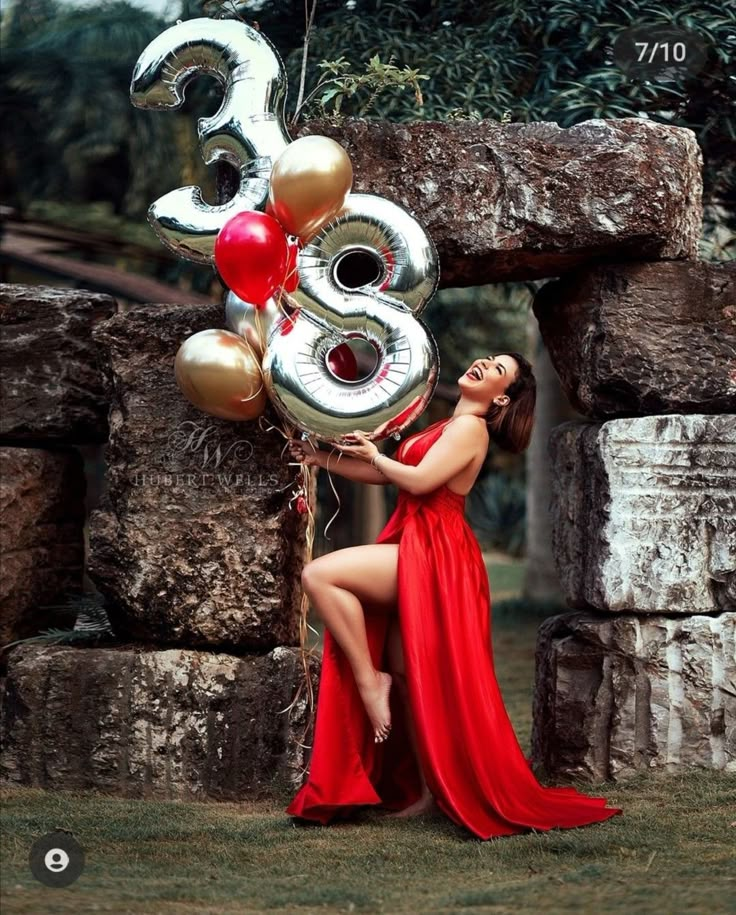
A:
287,436,322,467
332,430,379,463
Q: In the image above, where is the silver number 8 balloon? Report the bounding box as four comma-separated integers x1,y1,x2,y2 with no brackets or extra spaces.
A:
263,193,440,442
130,18,440,443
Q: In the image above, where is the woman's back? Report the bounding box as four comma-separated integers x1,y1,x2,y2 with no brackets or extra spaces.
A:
398,416,488,497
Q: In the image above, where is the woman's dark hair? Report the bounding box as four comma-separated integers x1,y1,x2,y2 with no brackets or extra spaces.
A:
484,351,536,454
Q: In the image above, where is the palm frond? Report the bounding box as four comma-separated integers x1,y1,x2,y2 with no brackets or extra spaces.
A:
1,591,117,656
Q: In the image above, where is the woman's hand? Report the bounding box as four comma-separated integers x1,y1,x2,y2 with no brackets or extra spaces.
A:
287,436,322,467
332,430,379,464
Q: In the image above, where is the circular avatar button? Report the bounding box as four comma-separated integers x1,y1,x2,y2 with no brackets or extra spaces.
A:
29,830,85,887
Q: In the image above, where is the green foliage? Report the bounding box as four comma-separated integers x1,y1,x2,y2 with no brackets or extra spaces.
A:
297,53,429,123
2,0,732,267
0,0,188,217
1,591,116,657
222,0,735,246
467,471,527,557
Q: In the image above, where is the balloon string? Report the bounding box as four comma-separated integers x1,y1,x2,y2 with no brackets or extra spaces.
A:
258,286,345,539
256,412,344,756
272,285,292,322
256,413,344,543
252,288,351,759
322,449,345,542
253,306,265,350
236,323,266,403
224,289,346,761
239,379,264,402
256,412,319,746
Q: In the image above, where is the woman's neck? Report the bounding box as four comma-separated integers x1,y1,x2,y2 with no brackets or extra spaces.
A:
451,395,486,419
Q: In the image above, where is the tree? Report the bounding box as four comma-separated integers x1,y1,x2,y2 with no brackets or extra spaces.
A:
1,1,183,217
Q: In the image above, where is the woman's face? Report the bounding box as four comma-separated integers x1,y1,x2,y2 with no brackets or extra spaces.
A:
457,354,519,408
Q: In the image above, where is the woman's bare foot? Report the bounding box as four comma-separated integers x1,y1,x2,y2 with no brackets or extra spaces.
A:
387,792,438,818
357,670,393,742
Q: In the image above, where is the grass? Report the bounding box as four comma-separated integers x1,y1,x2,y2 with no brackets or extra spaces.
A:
483,552,526,601
2,765,734,915
2,570,735,914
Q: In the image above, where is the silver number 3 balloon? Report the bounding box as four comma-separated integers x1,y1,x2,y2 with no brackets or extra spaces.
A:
130,17,290,263
130,18,440,443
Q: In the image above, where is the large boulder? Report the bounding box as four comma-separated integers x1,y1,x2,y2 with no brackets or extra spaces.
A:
549,415,735,615
0,642,318,798
532,610,735,781
533,260,736,417
0,284,115,444
0,447,85,654
300,117,703,285
87,302,310,650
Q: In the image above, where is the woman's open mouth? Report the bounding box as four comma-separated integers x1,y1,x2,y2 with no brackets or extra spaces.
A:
465,366,483,381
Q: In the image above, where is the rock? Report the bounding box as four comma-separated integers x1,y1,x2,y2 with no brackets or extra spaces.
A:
0,284,115,444
0,641,319,799
87,302,309,650
299,117,703,285
549,415,736,615
532,610,736,781
533,260,736,418
0,448,85,654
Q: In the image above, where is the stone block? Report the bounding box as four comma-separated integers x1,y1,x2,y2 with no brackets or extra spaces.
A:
549,415,735,615
533,260,736,417
300,116,702,284
0,642,318,799
0,284,115,443
0,447,85,650
87,302,308,649
532,611,736,781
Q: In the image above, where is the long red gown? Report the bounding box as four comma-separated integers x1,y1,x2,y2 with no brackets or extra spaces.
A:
285,418,623,839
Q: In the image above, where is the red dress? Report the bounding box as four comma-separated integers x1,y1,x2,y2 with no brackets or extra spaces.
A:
285,418,622,839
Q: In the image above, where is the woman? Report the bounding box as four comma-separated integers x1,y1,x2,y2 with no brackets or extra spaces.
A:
284,352,622,839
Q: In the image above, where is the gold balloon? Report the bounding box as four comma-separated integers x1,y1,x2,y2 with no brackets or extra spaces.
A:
268,135,353,242
174,328,267,421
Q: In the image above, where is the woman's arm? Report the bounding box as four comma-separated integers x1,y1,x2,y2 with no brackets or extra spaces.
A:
288,437,389,485
320,449,390,485
372,416,486,495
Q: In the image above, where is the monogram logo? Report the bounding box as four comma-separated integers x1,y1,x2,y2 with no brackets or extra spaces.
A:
163,421,255,471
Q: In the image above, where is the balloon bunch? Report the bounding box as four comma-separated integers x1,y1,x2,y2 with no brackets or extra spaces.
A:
130,17,440,443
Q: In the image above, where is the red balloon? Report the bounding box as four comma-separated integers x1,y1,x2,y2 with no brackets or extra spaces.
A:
327,342,358,381
283,240,300,293
214,210,289,306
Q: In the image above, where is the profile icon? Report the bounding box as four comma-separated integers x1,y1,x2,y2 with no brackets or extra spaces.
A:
29,831,85,887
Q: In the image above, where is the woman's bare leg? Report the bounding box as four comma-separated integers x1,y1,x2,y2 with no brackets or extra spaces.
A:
384,616,438,816
302,544,399,742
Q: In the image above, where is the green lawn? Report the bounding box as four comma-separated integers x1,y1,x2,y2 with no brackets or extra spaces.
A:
484,552,527,601
3,607,735,914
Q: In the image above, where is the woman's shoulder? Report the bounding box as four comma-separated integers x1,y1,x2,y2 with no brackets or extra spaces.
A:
446,414,488,435
443,414,489,449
